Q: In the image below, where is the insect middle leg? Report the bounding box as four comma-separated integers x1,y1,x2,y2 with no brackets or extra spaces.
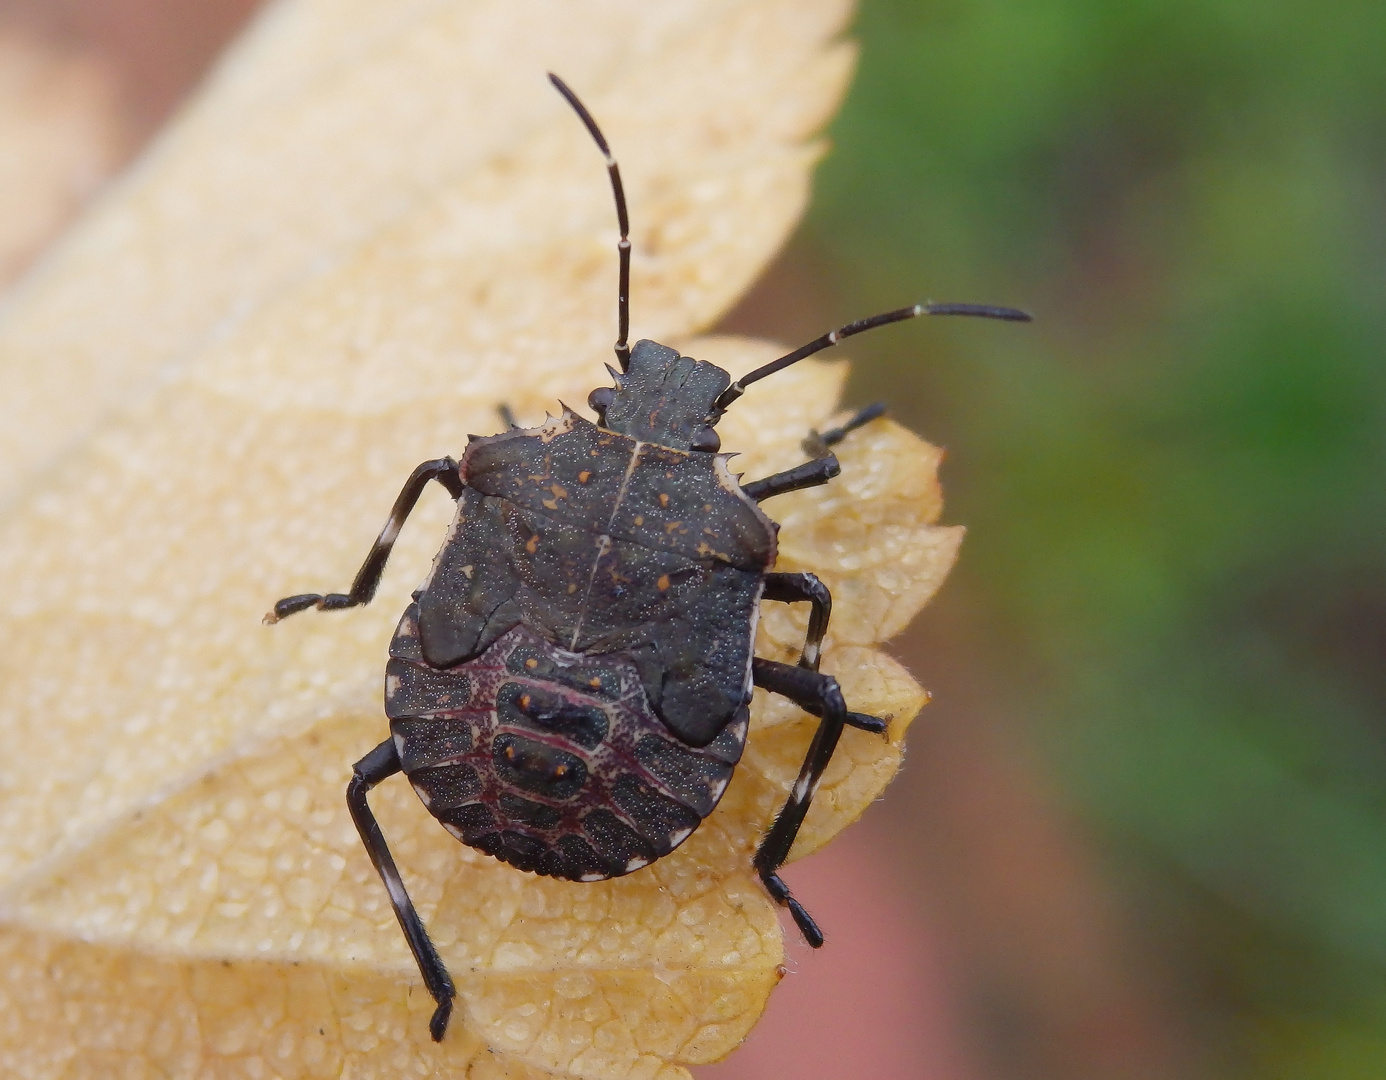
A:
347,738,457,1041
265,457,463,623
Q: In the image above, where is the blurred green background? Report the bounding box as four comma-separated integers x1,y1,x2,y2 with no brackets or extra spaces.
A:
730,0,1386,1076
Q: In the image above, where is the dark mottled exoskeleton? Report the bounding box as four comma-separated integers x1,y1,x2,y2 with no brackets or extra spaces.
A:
266,74,1029,1041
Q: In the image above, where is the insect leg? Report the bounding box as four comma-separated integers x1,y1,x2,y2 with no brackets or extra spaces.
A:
265,457,463,623
347,738,457,1042
762,574,888,733
803,401,887,456
749,657,855,948
741,402,889,502
740,455,840,502
795,700,889,735
762,572,832,670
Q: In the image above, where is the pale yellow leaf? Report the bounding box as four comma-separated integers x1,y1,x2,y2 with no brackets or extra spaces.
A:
0,0,960,1076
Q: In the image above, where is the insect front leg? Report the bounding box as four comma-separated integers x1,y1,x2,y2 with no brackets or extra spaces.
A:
749,657,859,948
265,457,463,623
740,403,886,502
740,455,840,502
805,401,886,456
347,739,457,1042
761,573,887,735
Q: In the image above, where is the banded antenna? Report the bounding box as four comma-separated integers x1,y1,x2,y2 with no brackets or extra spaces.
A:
714,302,1032,412
549,73,632,371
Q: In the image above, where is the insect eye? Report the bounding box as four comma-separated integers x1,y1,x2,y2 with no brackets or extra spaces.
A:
690,427,721,453
588,386,616,417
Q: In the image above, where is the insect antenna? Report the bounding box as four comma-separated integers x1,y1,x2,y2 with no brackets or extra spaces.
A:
549,73,632,371
713,302,1032,411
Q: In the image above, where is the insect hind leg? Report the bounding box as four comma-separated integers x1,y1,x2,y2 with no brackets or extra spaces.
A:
749,657,858,948
347,739,457,1041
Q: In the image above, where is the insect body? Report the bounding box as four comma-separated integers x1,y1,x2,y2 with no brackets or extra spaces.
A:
268,74,1028,1042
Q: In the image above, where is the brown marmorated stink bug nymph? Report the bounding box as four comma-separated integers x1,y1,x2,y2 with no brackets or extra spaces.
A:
266,74,1029,1042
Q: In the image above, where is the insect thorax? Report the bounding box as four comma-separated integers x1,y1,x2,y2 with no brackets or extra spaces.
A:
591,339,730,450
386,609,748,881
417,407,776,747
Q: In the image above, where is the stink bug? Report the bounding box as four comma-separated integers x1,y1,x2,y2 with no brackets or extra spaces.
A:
266,73,1029,1042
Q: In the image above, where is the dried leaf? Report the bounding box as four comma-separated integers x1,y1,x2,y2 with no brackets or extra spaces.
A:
0,1,958,1077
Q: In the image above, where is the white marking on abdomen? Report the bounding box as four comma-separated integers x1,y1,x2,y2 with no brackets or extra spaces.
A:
742,583,764,701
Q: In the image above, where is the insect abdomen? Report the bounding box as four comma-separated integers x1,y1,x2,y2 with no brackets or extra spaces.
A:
385,609,747,881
